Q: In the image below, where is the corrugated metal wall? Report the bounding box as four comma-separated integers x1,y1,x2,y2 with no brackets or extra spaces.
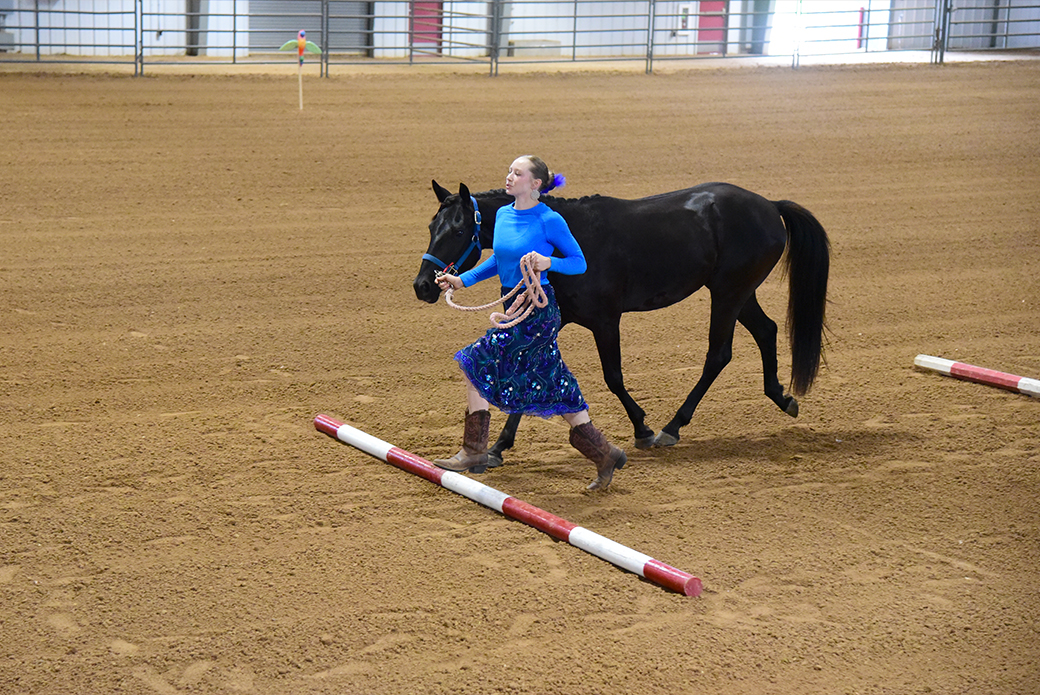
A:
887,0,1039,51
250,0,369,52
888,0,936,50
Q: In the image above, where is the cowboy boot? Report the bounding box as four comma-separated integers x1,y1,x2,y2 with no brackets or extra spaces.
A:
434,409,491,474
570,422,627,491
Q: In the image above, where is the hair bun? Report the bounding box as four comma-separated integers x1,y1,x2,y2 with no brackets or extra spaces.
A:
547,172,566,192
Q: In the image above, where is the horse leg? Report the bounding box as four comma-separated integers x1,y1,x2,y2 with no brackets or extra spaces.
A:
654,294,742,447
738,293,799,418
488,412,522,468
591,322,655,449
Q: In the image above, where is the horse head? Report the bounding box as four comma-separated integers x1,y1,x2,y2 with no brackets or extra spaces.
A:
413,180,485,304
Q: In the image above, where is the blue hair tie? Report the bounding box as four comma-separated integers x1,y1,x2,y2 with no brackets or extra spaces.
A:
547,173,566,192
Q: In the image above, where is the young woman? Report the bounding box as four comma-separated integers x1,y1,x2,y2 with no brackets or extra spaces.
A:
434,155,626,491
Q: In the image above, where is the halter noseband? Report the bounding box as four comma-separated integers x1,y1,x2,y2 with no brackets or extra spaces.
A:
423,196,482,276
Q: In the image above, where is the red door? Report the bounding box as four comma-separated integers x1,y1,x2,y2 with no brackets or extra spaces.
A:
412,2,443,50
697,1,727,54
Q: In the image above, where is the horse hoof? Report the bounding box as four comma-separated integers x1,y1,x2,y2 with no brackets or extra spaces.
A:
785,397,799,418
653,431,679,447
634,434,656,450
487,451,504,468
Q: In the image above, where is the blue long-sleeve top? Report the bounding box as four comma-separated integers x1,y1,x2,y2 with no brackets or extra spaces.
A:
458,203,587,288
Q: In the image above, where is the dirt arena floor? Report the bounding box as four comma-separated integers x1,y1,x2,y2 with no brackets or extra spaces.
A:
2,60,1038,695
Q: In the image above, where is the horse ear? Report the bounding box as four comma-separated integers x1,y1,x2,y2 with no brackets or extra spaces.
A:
432,180,451,203
459,183,471,201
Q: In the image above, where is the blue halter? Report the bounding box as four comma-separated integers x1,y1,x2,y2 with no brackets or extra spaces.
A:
423,196,482,276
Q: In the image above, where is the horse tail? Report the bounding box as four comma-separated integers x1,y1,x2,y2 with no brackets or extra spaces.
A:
775,200,830,396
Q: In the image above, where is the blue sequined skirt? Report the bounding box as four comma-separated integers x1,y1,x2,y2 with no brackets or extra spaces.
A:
455,284,587,418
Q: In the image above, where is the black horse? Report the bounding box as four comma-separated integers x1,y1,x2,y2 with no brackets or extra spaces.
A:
414,180,829,466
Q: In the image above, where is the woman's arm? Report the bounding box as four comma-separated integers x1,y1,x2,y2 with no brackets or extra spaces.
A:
543,214,587,276
458,254,499,287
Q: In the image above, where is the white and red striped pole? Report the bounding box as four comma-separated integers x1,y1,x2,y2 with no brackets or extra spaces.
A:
314,414,702,597
914,355,1040,399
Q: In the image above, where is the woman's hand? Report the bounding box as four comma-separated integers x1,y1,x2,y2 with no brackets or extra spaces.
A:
525,252,552,273
436,273,464,292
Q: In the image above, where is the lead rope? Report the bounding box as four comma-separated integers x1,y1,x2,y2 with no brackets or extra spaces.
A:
444,252,549,329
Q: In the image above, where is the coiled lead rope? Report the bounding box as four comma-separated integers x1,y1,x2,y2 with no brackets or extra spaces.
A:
444,252,548,329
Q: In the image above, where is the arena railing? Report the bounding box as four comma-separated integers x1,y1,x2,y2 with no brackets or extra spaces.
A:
0,1,1037,77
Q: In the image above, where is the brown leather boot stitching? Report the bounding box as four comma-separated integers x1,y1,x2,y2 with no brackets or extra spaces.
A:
569,422,627,491
434,409,491,473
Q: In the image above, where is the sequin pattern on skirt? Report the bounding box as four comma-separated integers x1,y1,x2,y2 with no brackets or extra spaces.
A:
455,284,587,418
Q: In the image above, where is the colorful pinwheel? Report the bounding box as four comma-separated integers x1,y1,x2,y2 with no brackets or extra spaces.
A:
279,30,322,110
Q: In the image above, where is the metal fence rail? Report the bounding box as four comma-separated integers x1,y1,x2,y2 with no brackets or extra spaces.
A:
1,1,1037,76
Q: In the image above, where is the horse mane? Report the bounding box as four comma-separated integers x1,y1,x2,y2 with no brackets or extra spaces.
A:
476,188,606,206
476,188,510,200
471,188,606,240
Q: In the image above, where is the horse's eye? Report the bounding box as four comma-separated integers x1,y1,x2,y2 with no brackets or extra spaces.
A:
455,228,465,237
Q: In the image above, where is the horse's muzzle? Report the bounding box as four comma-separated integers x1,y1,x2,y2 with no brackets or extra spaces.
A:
413,274,441,304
